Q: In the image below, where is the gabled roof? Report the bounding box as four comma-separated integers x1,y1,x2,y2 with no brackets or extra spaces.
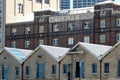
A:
95,0,120,6
25,45,70,62
3,47,33,64
101,41,120,60
70,42,112,60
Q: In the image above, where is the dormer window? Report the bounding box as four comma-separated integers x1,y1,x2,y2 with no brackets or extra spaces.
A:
100,8,106,15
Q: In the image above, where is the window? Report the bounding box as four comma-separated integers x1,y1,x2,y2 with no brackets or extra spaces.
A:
45,0,49,4
25,41,30,48
18,3,23,13
0,2,2,12
100,20,106,28
100,9,106,15
52,65,56,74
39,39,44,45
39,16,44,22
116,19,120,27
0,17,2,27
12,28,17,35
92,64,97,73
99,34,106,43
15,66,19,76
68,37,74,45
63,64,68,74
84,36,90,43
53,38,58,46
83,22,90,29
118,60,120,77
25,27,30,34
68,23,74,31
39,26,44,33
2,65,9,79
53,24,59,32
36,0,42,3
26,66,30,76
37,63,45,79
116,33,120,42
11,41,16,48
104,63,109,73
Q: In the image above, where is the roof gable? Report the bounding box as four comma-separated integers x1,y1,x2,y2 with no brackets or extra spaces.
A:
70,42,112,60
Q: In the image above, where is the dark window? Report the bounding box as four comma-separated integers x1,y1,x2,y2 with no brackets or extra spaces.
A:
45,0,49,4
104,63,109,73
92,64,97,73
52,65,56,74
118,60,120,77
15,66,19,76
26,66,30,76
75,62,80,77
63,64,68,74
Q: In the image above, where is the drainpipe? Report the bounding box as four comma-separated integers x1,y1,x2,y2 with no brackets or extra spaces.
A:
100,59,102,80
58,61,61,80
21,62,24,80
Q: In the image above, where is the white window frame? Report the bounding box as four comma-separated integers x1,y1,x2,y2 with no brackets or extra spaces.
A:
68,23,74,31
53,24,59,32
25,41,30,48
53,38,58,46
99,34,106,43
12,28,17,35
39,26,44,33
11,41,16,48
116,19,120,27
18,3,23,13
68,37,74,45
25,27,30,34
39,16,44,22
116,33,120,42
100,20,106,28
84,36,90,43
84,22,90,29
39,39,44,45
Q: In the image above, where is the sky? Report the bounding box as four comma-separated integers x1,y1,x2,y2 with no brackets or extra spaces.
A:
115,0,120,3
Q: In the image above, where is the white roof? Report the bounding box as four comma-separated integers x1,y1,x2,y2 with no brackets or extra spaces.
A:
95,0,120,6
12,13,34,23
4,47,33,63
40,45,70,61
71,42,112,60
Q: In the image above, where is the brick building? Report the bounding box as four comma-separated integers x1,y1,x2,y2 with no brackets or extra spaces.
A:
5,1,120,50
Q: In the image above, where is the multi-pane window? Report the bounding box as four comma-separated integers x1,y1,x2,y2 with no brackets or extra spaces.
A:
39,26,44,33
11,41,16,48
100,20,106,28
118,60,120,77
53,24,59,32
25,41,30,48
39,39,44,45
99,34,106,43
18,3,23,13
39,16,44,22
45,0,49,4
25,27,30,34
15,66,19,76
100,9,106,15
83,22,90,29
12,28,17,35
0,2,2,12
68,37,74,45
52,65,56,74
63,64,68,74
68,23,74,31
116,19,120,27
104,63,110,73
84,36,90,43
116,33,120,42
53,38,58,46
26,66,30,76
92,64,97,73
